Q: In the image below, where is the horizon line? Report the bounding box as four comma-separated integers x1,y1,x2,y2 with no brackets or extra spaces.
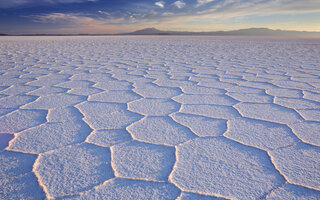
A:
1,27,320,37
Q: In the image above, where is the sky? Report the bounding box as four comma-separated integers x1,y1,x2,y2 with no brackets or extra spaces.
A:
0,0,320,34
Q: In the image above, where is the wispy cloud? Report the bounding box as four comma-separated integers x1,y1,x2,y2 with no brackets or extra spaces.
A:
2,0,320,33
155,1,165,8
97,10,111,16
32,13,96,25
196,0,214,8
28,0,320,25
173,1,186,9
26,12,137,33
31,12,126,27
195,0,320,17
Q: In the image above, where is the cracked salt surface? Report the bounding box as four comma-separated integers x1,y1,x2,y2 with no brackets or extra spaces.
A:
0,36,319,199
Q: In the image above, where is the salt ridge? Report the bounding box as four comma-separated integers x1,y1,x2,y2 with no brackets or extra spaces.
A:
0,36,319,199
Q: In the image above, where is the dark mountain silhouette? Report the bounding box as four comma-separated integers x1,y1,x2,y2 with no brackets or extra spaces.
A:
127,28,170,35
3,28,320,37
125,27,320,37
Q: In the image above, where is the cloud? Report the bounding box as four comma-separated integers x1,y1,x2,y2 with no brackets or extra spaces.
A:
155,1,165,8
196,0,320,17
26,1,320,24
196,0,214,7
31,12,125,27
31,13,96,25
144,0,320,32
162,12,175,16
0,0,98,8
98,10,111,16
23,12,148,34
267,0,320,12
173,1,186,9
3,0,320,34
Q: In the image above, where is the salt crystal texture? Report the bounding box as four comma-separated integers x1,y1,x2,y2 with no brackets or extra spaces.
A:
0,36,319,199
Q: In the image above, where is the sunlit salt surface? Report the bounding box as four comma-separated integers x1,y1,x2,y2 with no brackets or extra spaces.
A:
0,36,319,199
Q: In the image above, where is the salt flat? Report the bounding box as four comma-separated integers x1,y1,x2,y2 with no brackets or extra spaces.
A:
0,36,319,199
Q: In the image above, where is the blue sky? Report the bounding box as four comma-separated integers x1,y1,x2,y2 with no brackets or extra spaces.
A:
0,0,320,34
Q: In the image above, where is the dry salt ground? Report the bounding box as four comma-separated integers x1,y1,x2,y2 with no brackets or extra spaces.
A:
0,36,319,200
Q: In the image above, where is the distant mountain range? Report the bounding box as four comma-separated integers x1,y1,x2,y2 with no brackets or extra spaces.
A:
1,28,320,37
125,27,320,37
